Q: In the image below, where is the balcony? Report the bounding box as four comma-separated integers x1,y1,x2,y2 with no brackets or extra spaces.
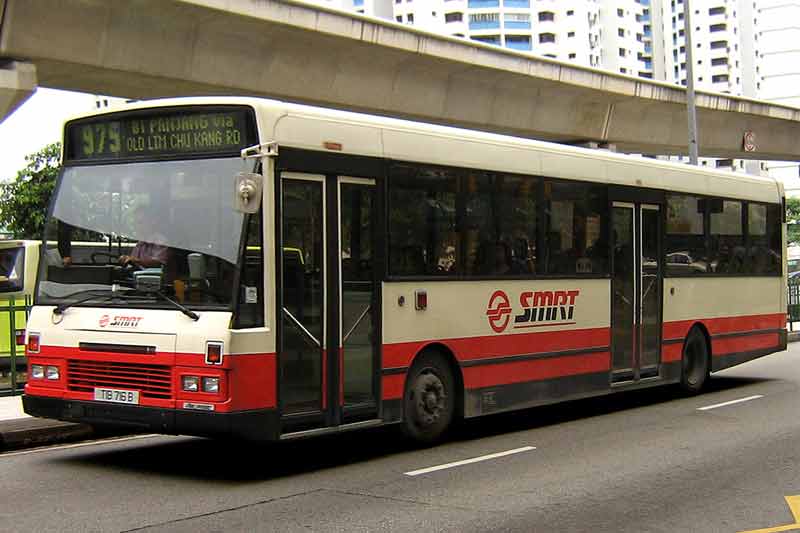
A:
468,0,499,7
503,0,530,7
504,20,532,30
470,20,500,30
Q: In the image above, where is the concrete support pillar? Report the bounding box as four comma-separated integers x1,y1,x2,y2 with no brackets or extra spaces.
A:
0,61,37,124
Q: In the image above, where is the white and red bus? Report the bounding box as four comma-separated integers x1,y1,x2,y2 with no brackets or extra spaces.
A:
23,98,787,442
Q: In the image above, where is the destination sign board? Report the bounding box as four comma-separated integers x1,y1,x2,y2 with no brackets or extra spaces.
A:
64,106,257,162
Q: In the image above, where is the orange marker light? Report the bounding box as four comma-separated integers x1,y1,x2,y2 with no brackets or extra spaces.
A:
27,333,40,354
205,342,223,365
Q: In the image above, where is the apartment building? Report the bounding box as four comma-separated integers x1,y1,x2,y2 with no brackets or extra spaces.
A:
755,0,800,192
657,0,758,97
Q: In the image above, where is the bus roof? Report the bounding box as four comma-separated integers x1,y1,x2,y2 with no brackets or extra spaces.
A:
65,96,783,204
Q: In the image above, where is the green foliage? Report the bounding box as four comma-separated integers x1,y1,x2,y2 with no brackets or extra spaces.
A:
788,197,800,247
0,143,60,239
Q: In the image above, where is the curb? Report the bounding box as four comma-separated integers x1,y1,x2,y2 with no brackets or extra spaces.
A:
0,419,94,452
789,331,800,344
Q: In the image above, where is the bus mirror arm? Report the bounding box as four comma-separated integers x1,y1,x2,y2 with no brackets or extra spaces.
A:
234,172,263,214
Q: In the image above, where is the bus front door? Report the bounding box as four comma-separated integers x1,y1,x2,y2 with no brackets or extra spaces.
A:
278,173,380,435
611,201,663,384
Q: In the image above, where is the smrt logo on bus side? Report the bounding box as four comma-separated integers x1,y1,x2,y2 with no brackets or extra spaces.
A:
486,291,513,333
485,289,580,333
99,314,143,328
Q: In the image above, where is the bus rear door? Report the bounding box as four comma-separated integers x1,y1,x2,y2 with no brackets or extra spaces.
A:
610,188,664,384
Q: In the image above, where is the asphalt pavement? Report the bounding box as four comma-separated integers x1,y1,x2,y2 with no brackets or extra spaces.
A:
3,342,800,532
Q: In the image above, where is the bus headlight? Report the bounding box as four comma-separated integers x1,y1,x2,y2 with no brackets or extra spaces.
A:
201,377,219,394
181,375,199,392
46,365,60,380
31,365,44,379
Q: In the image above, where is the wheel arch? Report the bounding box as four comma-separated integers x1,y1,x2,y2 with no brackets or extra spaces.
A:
406,342,465,419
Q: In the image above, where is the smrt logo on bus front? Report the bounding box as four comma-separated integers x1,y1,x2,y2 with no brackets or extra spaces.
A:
99,314,143,328
486,289,580,333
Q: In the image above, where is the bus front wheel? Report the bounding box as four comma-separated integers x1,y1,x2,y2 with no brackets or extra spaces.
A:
401,352,455,444
680,328,709,394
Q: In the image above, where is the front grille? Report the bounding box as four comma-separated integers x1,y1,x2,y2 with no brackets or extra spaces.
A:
68,360,172,399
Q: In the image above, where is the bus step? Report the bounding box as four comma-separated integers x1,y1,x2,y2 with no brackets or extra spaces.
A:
280,419,384,441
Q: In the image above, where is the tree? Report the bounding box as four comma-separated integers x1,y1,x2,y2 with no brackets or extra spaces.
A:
0,143,60,239
787,197,800,247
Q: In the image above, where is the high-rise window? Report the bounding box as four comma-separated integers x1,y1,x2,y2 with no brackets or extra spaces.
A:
505,35,532,50
539,33,556,43
538,11,555,22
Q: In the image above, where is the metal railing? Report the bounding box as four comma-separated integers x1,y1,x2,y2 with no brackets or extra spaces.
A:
0,295,31,397
788,276,800,332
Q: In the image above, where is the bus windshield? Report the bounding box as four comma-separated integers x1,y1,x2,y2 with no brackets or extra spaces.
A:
37,157,248,311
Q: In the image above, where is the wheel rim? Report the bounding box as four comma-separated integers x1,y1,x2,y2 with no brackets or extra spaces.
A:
411,370,447,428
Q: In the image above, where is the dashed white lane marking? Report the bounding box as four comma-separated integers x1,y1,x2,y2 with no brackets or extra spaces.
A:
1,434,161,458
697,395,764,411
404,446,536,476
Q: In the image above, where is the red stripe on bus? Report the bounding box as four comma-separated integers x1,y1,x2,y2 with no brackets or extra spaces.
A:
382,326,610,369
225,354,276,411
463,351,610,389
339,348,345,406
321,349,327,410
712,333,779,357
662,313,785,340
382,374,404,400
382,351,610,400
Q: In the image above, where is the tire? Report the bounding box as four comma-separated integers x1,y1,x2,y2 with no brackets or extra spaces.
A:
680,327,709,394
401,351,456,444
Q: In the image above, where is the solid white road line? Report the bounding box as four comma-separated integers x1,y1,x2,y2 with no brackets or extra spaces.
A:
697,395,764,411
0,434,161,458
404,446,536,477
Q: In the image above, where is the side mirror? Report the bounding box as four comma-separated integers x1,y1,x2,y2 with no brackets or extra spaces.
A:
234,172,263,214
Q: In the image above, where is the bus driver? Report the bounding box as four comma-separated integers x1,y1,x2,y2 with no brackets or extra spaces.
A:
119,207,169,269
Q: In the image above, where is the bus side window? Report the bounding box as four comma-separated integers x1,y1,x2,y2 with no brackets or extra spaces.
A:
235,210,264,328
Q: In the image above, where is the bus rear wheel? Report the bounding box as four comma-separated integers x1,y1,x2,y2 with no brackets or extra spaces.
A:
401,352,455,444
680,328,709,394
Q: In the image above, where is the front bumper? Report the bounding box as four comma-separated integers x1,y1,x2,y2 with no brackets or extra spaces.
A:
22,395,279,441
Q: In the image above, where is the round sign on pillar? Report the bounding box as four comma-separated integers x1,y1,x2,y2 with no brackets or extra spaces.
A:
743,130,756,152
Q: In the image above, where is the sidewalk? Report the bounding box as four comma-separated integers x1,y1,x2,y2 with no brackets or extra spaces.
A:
0,394,93,451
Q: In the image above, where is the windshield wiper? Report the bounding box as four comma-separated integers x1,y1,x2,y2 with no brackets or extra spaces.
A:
148,290,200,321
51,285,199,321
53,285,135,316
